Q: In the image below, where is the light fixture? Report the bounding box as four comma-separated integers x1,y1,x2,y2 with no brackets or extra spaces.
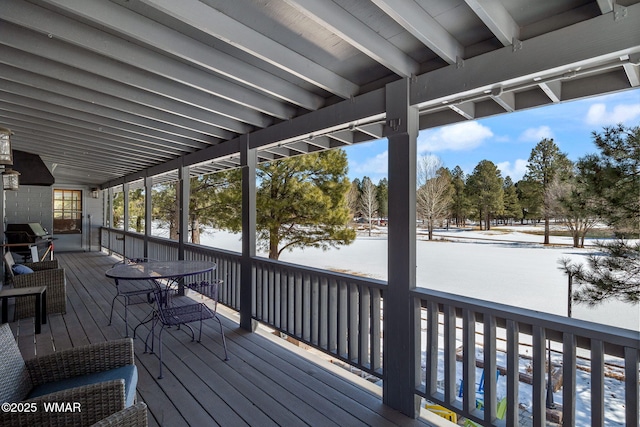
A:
0,127,13,166
91,187,100,199
3,168,20,191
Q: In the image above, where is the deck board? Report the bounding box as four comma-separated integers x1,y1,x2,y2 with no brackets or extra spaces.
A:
6,251,439,427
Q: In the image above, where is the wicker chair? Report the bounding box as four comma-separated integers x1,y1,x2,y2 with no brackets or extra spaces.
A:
4,251,67,319
0,323,144,427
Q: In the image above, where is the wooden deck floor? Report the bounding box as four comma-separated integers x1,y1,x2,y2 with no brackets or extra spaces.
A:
7,251,441,427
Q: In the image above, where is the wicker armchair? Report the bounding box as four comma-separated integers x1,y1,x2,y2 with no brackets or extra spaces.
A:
4,251,67,318
0,324,144,427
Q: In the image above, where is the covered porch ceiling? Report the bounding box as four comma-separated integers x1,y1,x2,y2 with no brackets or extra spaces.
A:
0,0,639,186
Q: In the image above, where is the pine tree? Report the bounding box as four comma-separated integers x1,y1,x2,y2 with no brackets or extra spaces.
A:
449,166,468,227
524,138,572,244
561,125,640,305
465,160,503,230
257,150,356,259
376,178,389,220
501,176,521,225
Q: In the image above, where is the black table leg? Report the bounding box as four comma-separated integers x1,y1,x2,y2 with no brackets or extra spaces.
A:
42,289,47,325
35,293,41,334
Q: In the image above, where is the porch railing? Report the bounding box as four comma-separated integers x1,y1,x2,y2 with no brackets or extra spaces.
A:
101,227,639,426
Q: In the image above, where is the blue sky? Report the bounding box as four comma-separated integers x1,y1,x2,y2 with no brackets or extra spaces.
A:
344,88,640,183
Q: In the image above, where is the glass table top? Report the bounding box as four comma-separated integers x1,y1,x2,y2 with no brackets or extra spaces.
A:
105,260,215,280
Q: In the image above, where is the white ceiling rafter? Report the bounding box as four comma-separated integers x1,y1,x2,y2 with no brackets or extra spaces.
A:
463,0,519,46
370,0,464,65
448,102,475,120
538,80,562,103
623,53,640,86
597,0,615,14
0,46,251,135
413,3,640,109
282,0,419,78
0,0,637,186
0,22,271,128
5,0,318,113
139,0,359,98
490,87,515,112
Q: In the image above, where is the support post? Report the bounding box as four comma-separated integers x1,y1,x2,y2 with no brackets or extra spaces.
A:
144,175,152,259
123,182,130,233
178,162,189,261
108,187,114,255
240,135,257,331
383,77,420,417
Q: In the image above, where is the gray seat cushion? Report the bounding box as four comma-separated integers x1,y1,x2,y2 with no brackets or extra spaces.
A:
28,365,138,407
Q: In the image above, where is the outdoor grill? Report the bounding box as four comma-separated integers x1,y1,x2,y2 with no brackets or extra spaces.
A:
5,223,53,261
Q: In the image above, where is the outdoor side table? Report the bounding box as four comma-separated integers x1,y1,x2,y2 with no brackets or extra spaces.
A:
0,286,47,334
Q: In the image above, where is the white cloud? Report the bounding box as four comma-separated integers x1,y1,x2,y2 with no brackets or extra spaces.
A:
417,121,493,153
585,103,640,126
518,126,554,142
351,150,388,176
497,159,528,181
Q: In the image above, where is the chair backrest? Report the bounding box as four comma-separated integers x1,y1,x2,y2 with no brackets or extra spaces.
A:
4,251,16,279
0,324,33,402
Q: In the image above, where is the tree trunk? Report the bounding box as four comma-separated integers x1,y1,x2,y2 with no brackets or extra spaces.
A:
572,232,580,248
486,212,491,231
544,216,550,244
368,218,372,237
428,219,433,240
269,228,279,260
191,218,200,244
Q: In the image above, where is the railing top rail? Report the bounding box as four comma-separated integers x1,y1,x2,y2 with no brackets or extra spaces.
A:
412,287,640,349
252,255,387,290
102,227,243,257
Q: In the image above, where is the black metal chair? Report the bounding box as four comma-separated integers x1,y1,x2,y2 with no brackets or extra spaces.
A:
108,258,157,337
145,279,229,379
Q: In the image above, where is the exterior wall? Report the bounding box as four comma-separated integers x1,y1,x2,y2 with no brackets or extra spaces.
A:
2,185,104,252
2,186,54,282
84,189,104,252
4,185,54,233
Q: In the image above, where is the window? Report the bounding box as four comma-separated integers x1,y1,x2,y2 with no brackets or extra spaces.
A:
53,189,82,234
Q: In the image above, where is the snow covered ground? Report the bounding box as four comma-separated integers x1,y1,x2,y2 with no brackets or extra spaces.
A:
198,225,639,331
193,225,636,426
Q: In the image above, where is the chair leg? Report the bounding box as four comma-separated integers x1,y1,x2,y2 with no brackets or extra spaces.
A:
123,295,130,338
158,326,164,379
144,314,158,354
108,294,119,326
215,316,229,361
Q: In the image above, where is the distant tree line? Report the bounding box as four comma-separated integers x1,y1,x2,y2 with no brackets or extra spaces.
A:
347,126,638,252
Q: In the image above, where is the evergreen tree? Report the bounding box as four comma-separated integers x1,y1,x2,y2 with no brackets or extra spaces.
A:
561,125,640,305
449,166,468,227
465,160,503,230
501,176,521,225
515,179,542,224
128,188,145,233
257,150,355,259
552,165,598,248
524,138,572,244
376,178,389,220
152,183,179,239
346,178,361,220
